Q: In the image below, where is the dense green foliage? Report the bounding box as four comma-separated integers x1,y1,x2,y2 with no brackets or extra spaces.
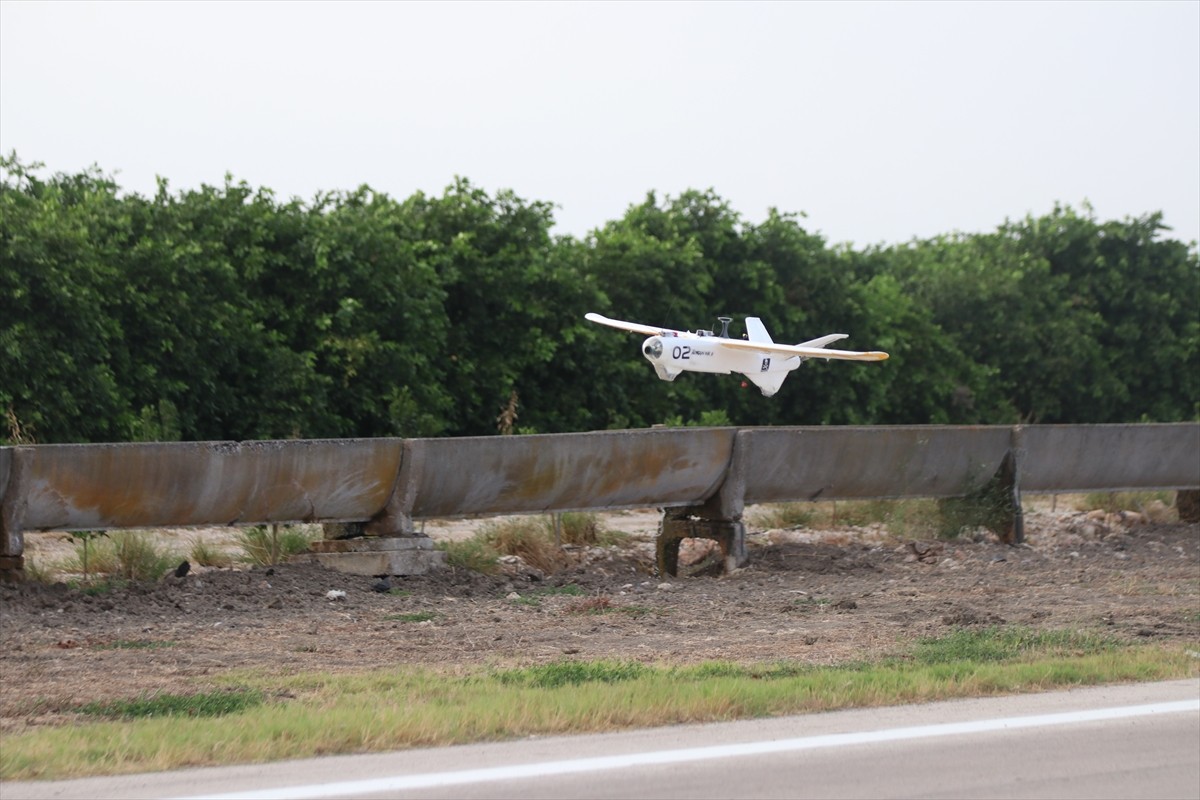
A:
2,154,1196,443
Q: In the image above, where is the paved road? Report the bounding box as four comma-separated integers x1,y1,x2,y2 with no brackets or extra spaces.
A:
5,680,1198,800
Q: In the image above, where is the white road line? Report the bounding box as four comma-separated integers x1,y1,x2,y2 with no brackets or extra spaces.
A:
176,699,1200,800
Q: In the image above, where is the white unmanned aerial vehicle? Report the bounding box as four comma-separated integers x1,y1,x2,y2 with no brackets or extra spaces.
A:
585,313,889,397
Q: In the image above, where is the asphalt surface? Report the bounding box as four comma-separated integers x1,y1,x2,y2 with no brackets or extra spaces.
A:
4,679,1198,800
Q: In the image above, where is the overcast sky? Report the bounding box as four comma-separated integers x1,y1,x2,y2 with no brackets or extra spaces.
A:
2,0,1197,249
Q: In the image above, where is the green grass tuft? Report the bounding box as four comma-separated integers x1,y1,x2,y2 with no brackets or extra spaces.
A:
510,584,587,606
910,627,1118,665
64,531,180,583
481,518,566,573
237,525,318,566
493,660,651,688
436,537,501,574
556,513,628,547
1075,491,1176,517
77,689,263,720
189,538,234,569
750,503,818,530
436,515,629,576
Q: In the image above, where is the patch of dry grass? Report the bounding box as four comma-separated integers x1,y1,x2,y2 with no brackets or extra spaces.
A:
749,500,942,538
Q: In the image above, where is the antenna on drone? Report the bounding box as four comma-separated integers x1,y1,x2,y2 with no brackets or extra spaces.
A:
717,317,732,339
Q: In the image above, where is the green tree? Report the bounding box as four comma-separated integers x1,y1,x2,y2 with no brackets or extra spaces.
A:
884,226,1114,423
995,205,1199,421
407,179,576,435
298,186,450,437
4,155,1195,440
0,155,135,442
115,177,324,440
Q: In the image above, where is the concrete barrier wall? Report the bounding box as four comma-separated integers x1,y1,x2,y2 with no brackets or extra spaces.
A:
741,426,1014,504
1020,424,1200,493
0,447,13,559
0,448,10,512
2,424,1197,547
6,439,403,532
404,428,737,518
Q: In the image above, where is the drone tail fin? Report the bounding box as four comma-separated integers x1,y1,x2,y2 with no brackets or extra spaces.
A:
745,369,790,397
745,317,774,344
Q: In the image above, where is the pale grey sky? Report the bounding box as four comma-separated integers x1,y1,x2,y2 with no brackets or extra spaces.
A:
2,0,1197,249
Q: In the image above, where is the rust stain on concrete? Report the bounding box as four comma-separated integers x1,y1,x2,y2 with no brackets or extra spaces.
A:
19,440,403,531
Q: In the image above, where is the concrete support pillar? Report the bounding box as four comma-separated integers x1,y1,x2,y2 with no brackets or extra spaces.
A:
312,518,445,575
0,556,23,583
1009,425,1026,544
365,437,423,537
298,537,445,576
937,445,1023,545
656,430,749,577
1177,489,1200,523
657,508,747,577
308,440,443,575
0,448,26,583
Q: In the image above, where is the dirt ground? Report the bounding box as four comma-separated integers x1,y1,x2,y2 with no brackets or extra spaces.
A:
1,502,1197,734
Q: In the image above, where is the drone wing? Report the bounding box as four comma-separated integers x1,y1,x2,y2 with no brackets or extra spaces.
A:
718,338,889,362
584,313,680,337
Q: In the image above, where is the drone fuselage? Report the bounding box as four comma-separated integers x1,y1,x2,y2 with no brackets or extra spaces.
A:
640,333,803,394
583,312,886,398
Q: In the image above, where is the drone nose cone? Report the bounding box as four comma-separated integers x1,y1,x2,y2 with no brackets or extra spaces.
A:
642,337,663,359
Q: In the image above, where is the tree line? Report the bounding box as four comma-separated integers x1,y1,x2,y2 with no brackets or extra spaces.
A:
2,154,1196,444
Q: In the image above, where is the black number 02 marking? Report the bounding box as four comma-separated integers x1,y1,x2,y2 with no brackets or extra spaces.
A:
672,345,691,360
